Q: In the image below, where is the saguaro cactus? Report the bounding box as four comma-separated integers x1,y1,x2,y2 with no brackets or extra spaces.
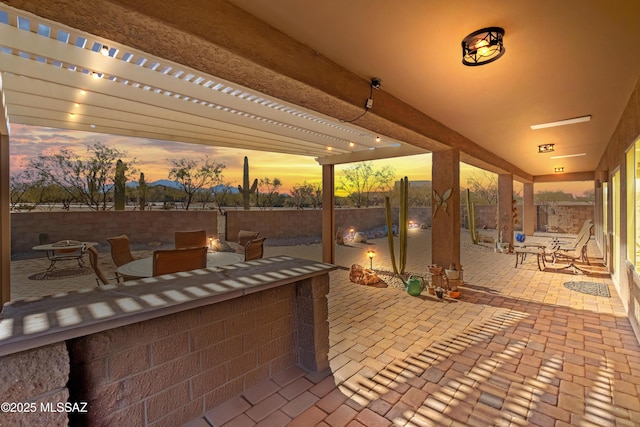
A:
465,189,478,244
385,176,409,275
138,172,148,211
238,156,258,210
114,159,126,211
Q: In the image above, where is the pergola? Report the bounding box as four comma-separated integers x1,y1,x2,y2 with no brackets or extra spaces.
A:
2,1,639,305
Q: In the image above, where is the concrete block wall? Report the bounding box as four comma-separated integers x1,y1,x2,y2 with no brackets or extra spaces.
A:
10,204,592,254
0,342,70,426
553,205,595,234
11,211,217,254
226,209,322,239
66,283,300,427
466,204,593,234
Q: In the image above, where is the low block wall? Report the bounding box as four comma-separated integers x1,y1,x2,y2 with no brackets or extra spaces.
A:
67,280,325,426
0,258,331,427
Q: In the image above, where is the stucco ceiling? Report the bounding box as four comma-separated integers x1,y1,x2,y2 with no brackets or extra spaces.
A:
1,1,640,179
226,0,640,177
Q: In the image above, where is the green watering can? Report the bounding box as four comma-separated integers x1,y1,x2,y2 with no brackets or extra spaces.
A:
402,275,424,296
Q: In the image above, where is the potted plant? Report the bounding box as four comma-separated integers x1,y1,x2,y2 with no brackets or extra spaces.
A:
445,263,459,280
435,286,445,298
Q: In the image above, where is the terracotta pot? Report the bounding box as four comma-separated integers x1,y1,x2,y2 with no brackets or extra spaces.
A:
429,266,443,275
428,286,435,295
449,290,460,299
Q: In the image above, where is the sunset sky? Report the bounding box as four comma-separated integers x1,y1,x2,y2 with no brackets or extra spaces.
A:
9,124,592,196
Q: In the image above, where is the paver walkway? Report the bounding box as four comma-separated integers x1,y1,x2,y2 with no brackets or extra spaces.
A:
182,232,640,427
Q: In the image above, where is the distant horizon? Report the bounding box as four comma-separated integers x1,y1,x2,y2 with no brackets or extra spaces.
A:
9,124,593,197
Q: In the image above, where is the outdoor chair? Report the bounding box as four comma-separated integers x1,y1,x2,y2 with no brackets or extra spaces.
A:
550,220,594,264
549,231,593,273
88,246,121,286
175,230,207,249
152,246,208,276
244,238,266,261
107,235,136,281
236,230,260,254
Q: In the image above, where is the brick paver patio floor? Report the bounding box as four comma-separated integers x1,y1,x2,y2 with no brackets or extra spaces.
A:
9,230,640,426
186,232,640,427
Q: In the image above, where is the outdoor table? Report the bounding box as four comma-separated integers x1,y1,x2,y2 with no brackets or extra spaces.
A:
32,241,98,272
117,251,245,279
514,244,547,270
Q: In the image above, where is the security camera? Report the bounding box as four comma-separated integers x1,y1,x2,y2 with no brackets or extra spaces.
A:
371,77,382,89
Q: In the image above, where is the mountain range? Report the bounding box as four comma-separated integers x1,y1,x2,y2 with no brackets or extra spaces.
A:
126,179,239,193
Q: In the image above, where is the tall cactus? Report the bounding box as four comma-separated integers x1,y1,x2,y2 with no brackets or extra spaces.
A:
384,196,398,274
465,189,479,244
399,177,408,274
237,156,258,210
138,172,148,211
385,177,409,275
114,159,126,211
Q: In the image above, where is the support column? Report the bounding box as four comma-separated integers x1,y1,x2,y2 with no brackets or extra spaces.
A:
321,164,335,264
498,174,514,250
431,149,460,268
523,183,535,235
1,133,9,305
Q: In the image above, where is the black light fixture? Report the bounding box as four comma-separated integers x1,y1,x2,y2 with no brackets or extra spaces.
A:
462,27,505,66
538,144,555,153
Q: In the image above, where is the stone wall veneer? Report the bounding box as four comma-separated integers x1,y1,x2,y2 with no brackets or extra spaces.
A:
0,342,70,426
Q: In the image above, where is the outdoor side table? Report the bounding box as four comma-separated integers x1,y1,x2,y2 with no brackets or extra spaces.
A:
514,244,547,271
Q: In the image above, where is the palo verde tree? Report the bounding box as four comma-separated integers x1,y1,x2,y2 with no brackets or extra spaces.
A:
256,177,282,209
168,156,226,210
287,181,322,209
338,161,395,208
28,142,134,211
466,171,498,205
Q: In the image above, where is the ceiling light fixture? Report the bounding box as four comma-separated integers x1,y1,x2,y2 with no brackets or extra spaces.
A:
550,153,586,159
538,144,555,153
531,115,591,130
462,27,505,66
554,167,564,173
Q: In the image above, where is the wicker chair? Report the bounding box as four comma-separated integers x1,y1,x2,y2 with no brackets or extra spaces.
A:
152,247,208,276
244,238,266,261
174,230,207,249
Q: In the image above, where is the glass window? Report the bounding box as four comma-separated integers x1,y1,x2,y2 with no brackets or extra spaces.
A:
635,140,640,267
626,146,634,263
626,138,640,268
